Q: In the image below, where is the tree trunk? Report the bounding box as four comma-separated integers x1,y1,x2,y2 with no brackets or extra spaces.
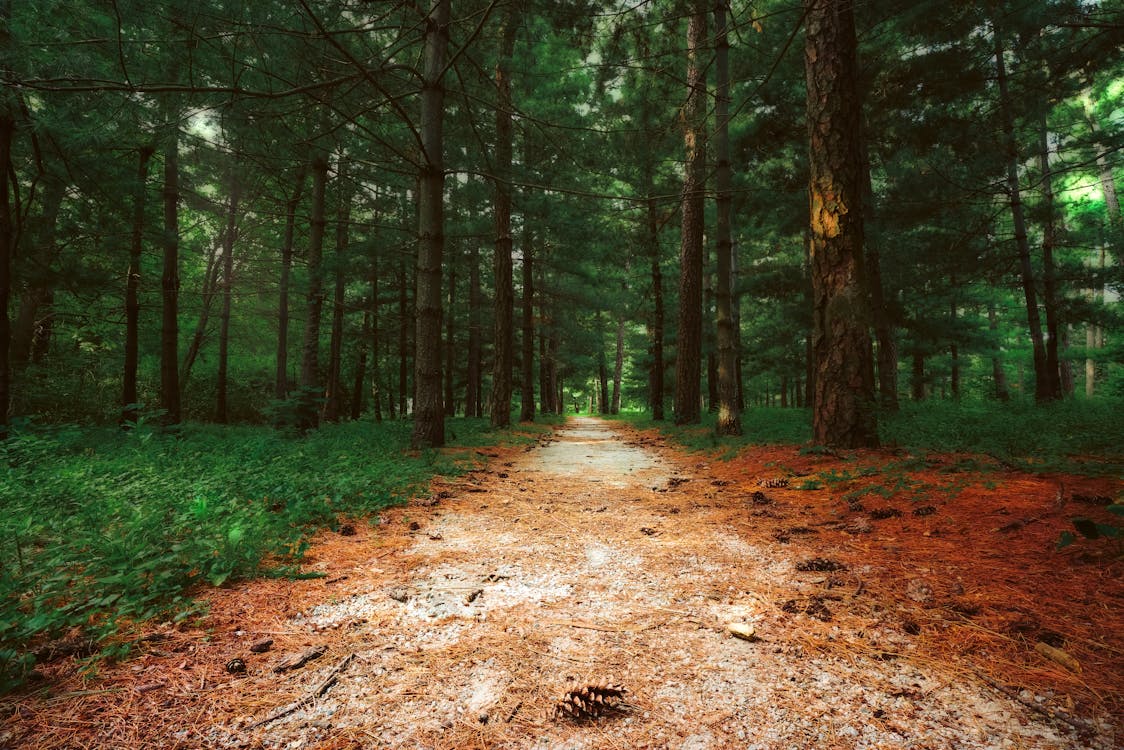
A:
466,242,482,417
804,0,878,448
860,138,898,411
911,352,925,401
276,166,307,400
351,312,368,421
160,121,182,426
673,1,707,426
322,157,350,424
123,146,154,424
488,13,519,430
215,174,241,424
298,153,330,430
445,258,456,416
1038,120,1062,400
646,194,665,420
370,261,383,422
989,299,1010,401
1059,324,1074,397
398,255,408,417
0,17,12,439
13,177,65,368
714,0,740,435
1084,92,1122,271
179,238,222,392
520,226,535,422
611,316,624,415
411,0,450,448
1085,245,1104,397
993,19,1050,404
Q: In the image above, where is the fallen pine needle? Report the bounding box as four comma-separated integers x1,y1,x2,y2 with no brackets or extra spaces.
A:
245,653,356,730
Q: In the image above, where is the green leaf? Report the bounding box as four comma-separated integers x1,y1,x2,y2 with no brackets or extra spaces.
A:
1107,504,1124,517
1096,523,1121,540
1056,531,1076,550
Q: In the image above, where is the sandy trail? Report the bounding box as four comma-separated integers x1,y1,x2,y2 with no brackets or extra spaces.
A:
7,417,1115,749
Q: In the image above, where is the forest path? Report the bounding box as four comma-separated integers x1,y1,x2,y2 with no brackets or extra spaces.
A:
9,417,1115,749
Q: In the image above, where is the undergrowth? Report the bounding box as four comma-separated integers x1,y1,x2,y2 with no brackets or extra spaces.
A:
0,416,550,692
612,398,1123,474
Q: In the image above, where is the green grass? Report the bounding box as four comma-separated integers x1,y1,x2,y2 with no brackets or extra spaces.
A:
0,416,550,691
610,398,1124,474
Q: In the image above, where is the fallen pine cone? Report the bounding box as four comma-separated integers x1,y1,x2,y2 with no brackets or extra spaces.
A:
550,680,628,722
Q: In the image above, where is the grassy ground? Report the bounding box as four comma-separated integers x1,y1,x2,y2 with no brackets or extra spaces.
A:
0,416,558,690
611,398,1124,475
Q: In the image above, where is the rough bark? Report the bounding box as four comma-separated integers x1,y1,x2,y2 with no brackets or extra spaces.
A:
297,153,330,430
123,146,153,424
804,0,878,447
714,0,741,435
993,19,1050,404
215,174,241,424
611,316,624,415
160,121,182,426
398,255,408,417
673,1,707,426
519,226,535,422
276,166,307,400
0,10,12,439
488,13,519,430
411,0,450,448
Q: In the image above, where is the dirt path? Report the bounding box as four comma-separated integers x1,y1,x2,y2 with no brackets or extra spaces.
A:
5,417,1118,749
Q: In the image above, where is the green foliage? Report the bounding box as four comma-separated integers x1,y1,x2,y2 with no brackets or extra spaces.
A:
0,416,530,691
1057,504,1124,555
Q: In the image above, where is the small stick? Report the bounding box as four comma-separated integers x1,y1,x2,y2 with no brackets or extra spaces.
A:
245,653,356,731
975,671,1096,734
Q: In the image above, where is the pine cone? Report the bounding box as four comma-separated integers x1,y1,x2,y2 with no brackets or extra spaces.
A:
550,681,627,722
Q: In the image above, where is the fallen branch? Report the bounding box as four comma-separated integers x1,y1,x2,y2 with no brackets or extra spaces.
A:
975,671,1096,734
246,653,357,731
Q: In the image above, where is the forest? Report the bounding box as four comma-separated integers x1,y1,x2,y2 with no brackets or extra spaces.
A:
0,0,1122,746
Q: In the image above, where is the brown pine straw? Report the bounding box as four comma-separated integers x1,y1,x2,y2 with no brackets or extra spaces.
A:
1,420,1120,749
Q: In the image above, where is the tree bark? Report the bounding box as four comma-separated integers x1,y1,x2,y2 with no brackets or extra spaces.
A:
714,0,741,435
297,152,330,429
993,19,1050,404
276,166,307,400
611,316,624,415
13,177,65,368
804,0,878,447
673,1,707,426
488,12,519,430
351,313,368,421
445,257,456,416
215,173,241,424
989,299,1010,401
646,194,665,420
411,0,450,448
123,146,154,424
370,259,383,422
911,351,925,401
160,120,182,426
398,254,408,417
0,7,13,438
519,226,535,422
860,138,898,411
466,242,482,416
179,237,222,391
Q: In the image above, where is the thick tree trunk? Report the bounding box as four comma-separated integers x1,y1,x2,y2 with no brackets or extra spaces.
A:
993,21,1050,404
488,14,519,430
804,0,878,447
123,146,154,424
160,122,182,425
215,175,241,424
714,0,740,435
673,1,707,426
1038,121,1062,400
411,0,450,447
322,157,350,424
276,167,307,400
520,227,535,422
297,153,330,430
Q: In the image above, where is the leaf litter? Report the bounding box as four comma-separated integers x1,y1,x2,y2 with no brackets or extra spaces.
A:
2,417,1120,749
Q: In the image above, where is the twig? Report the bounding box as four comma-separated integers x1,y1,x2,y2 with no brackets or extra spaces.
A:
245,653,356,730
975,671,1096,733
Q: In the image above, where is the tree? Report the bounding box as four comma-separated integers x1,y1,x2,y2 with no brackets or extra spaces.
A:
804,0,878,448
411,0,451,449
673,0,707,426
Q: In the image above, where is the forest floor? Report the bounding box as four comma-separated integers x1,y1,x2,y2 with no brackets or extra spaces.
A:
4,416,1122,749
